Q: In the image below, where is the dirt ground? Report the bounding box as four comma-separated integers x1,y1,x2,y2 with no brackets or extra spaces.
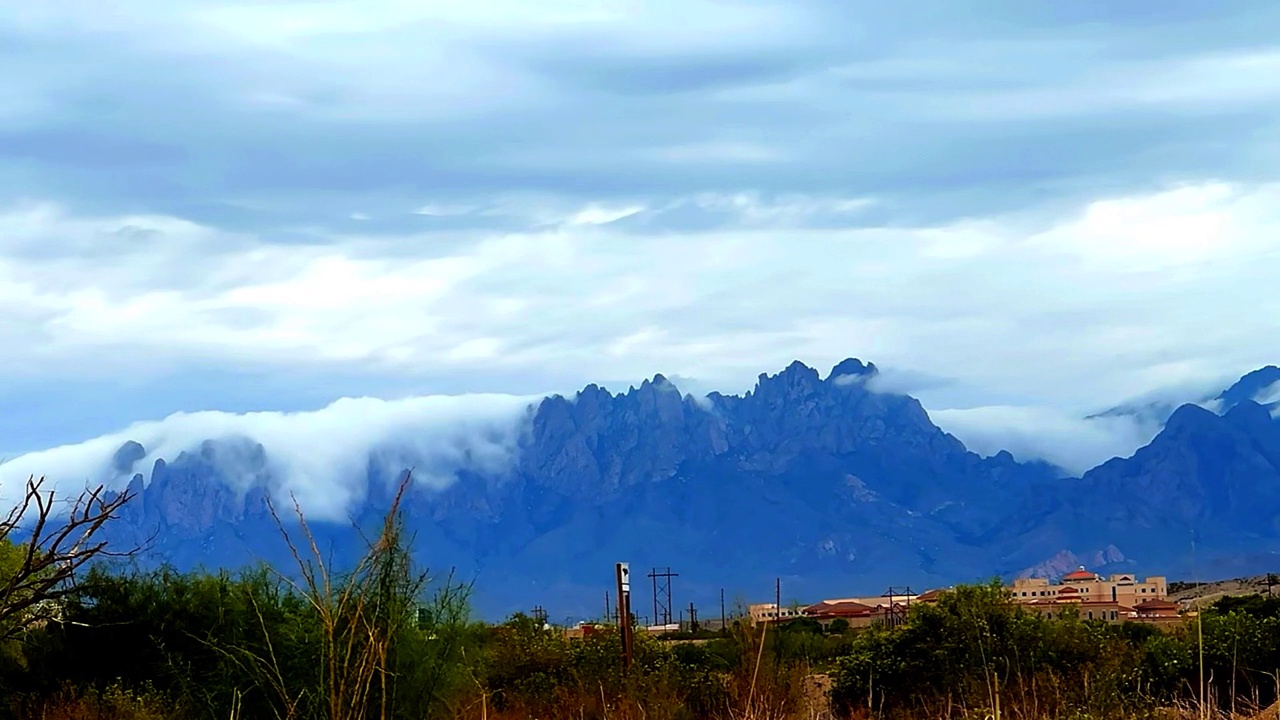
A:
802,674,834,719
1169,574,1277,608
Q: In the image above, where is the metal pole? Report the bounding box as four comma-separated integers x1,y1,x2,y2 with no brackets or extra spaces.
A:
623,590,634,667
652,569,659,629
775,577,781,622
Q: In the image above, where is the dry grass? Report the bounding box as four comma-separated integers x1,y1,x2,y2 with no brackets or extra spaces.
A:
10,682,184,720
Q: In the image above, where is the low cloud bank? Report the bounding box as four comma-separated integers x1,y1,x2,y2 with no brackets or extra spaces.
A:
0,393,543,520
930,405,1167,475
929,374,1267,473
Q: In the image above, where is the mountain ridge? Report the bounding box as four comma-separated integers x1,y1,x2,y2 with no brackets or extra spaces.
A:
17,358,1280,618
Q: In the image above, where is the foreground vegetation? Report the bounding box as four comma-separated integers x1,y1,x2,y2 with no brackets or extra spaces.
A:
1,477,1279,719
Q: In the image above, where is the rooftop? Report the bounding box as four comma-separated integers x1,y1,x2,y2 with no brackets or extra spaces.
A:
1062,566,1099,582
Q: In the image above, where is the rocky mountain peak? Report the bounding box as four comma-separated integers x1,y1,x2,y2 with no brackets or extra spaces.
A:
1161,402,1222,437
1218,365,1280,411
827,358,879,382
112,440,147,475
1223,399,1276,433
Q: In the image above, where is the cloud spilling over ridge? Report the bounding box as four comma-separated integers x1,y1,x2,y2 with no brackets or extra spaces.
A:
1257,382,1280,408
0,392,544,520
929,405,1167,475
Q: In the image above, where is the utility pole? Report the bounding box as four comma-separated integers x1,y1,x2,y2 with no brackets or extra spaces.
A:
884,586,912,628
775,577,781,622
720,588,726,631
648,567,678,626
688,601,698,633
615,562,634,670
605,590,611,623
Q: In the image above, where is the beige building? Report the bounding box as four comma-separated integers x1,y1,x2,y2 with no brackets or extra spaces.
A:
747,602,804,625
1009,567,1178,625
1010,567,1167,606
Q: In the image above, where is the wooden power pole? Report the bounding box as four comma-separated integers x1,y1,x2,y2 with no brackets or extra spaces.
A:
615,562,634,669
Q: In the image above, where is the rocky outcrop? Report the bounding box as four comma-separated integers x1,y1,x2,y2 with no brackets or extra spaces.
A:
1019,546,1129,579
116,438,274,535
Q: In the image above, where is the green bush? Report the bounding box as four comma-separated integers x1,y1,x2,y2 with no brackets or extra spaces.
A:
830,581,1280,720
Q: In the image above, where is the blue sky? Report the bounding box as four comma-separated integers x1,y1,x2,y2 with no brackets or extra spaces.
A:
2,0,1280,473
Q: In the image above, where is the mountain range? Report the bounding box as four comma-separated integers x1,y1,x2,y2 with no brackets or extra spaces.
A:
45,360,1280,619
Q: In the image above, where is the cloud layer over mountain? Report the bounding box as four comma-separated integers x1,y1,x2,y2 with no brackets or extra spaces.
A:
0,393,540,518
1,1,1279,455
12,361,1278,519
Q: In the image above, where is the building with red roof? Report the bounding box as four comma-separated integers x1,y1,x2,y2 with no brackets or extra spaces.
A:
1008,566,1174,624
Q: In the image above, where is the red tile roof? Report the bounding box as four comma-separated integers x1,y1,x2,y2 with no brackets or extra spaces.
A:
803,601,874,618
1061,568,1097,581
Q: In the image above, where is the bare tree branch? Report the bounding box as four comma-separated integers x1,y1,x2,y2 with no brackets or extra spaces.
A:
0,475,136,642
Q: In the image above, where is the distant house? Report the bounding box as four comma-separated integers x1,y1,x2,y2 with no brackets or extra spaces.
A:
1130,598,1181,626
748,589,931,629
801,600,877,628
912,588,946,604
563,623,611,640
800,595,919,629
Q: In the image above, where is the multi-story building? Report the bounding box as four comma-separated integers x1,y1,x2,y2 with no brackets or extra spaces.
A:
1008,567,1177,624
749,570,1178,630
1010,567,1167,606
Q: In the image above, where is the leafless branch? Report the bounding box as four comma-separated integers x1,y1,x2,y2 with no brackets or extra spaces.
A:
0,475,136,642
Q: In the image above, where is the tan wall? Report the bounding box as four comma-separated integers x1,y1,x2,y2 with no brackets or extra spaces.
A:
824,595,918,607
747,602,804,625
810,614,875,630
1010,573,1167,605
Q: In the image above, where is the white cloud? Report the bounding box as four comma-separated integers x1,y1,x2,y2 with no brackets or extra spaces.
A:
567,204,645,226
1260,383,1280,407
907,48,1280,122
653,141,786,164
1028,183,1267,272
929,406,1165,475
1,181,1277,422
0,392,542,519
683,192,876,224
414,204,478,217
1,0,1278,479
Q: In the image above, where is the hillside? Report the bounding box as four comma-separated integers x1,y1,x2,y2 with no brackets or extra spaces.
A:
1170,574,1279,608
